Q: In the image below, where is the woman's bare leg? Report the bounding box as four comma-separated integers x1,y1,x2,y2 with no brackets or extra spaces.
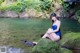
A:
33,33,49,44
47,32,60,42
32,33,60,46
33,28,52,44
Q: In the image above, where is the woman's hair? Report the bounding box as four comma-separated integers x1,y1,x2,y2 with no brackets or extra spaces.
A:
50,12,56,19
50,13,57,24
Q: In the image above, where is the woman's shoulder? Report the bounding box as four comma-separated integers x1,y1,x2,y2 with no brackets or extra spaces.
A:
57,20,61,23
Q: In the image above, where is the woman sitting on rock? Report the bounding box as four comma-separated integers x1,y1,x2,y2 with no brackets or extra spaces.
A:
23,12,62,46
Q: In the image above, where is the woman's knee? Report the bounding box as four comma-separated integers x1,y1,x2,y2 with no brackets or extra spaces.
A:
48,28,52,31
42,33,49,38
47,28,53,33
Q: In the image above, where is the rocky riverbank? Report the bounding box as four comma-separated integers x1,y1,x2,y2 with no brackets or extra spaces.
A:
0,9,48,19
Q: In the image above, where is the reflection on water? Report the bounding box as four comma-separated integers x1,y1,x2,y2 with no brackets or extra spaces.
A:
0,46,24,53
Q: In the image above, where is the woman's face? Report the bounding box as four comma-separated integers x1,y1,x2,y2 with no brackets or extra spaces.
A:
51,16,57,21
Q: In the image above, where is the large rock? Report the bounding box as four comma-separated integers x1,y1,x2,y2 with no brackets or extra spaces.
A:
0,10,18,18
4,10,18,18
63,38,80,53
0,9,47,18
19,12,29,19
61,48,73,53
32,38,61,53
25,9,37,18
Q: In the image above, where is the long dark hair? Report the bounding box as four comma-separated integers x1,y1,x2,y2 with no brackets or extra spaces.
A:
50,13,57,25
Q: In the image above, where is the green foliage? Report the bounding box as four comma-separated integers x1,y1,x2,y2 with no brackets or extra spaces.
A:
0,5,8,10
0,0,8,10
24,0,41,11
62,2,70,10
40,0,52,11
8,0,53,12
0,0,58,13
32,38,61,53
8,2,26,13
7,0,28,13
0,0,4,5
76,10,80,22
62,1,80,21
76,10,80,16
0,0,41,12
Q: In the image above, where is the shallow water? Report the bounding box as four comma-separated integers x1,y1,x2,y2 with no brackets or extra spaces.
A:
0,46,24,53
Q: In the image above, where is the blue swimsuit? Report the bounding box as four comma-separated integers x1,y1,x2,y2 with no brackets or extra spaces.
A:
52,25,61,37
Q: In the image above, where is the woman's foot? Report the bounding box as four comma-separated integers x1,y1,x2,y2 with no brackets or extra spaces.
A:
41,34,44,37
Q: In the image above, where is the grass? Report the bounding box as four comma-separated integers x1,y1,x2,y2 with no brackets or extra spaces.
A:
0,18,80,53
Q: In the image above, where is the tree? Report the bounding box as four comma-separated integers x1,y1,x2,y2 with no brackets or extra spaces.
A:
62,0,80,20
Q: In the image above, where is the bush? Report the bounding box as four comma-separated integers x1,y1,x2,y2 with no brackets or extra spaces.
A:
0,5,8,10
76,10,80,22
7,2,26,13
0,0,8,10
7,0,42,13
32,38,61,53
40,0,52,11
0,0,4,5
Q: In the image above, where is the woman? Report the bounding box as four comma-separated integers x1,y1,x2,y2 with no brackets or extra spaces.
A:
44,13,61,41
23,13,61,46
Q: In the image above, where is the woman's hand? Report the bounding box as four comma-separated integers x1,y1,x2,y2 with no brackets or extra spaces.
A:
46,28,53,34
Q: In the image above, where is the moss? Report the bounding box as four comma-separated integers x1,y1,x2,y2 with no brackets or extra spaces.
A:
32,38,61,53
63,38,80,49
61,48,72,53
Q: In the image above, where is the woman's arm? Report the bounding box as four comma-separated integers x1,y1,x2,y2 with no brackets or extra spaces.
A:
52,21,61,32
47,21,61,34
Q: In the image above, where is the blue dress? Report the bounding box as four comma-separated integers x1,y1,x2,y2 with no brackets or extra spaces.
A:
52,25,61,37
